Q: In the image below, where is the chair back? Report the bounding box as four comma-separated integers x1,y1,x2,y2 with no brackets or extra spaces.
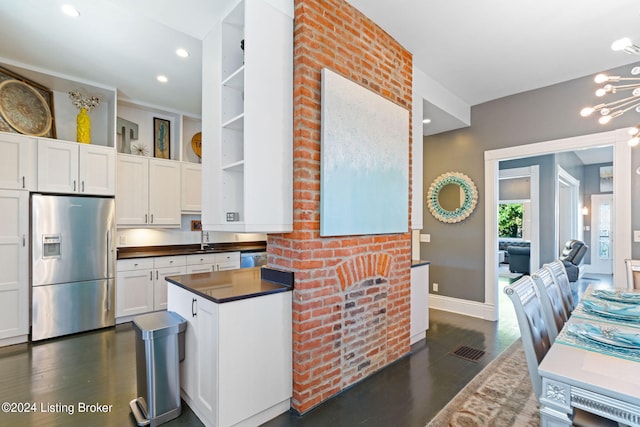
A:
545,260,575,313
625,259,640,290
531,267,567,344
504,276,550,399
560,239,587,265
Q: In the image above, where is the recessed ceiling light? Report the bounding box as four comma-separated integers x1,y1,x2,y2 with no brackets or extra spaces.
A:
176,48,189,58
423,118,431,124
157,75,168,83
61,4,80,17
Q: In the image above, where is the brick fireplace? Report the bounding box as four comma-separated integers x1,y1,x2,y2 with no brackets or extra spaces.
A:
268,0,413,414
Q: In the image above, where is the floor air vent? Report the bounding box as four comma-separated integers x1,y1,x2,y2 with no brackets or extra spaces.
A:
450,345,486,362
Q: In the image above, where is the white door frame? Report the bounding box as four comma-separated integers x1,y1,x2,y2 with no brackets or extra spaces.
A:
483,128,631,321
498,166,540,274
555,165,581,256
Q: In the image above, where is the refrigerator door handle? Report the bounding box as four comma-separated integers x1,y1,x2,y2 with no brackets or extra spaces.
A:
106,230,111,275
106,281,111,312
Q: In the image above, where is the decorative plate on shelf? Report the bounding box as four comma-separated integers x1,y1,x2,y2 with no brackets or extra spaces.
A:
0,79,52,137
191,132,202,158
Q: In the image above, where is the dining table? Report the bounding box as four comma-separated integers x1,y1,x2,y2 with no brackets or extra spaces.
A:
538,284,640,426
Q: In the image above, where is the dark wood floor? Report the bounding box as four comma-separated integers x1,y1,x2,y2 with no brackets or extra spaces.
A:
0,272,607,427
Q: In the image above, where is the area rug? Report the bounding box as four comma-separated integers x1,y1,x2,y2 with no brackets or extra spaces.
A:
426,339,540,427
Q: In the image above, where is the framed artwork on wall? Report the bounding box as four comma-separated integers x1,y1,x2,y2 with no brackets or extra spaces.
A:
0,65,56,138
320,68,409,236
153,117,170,159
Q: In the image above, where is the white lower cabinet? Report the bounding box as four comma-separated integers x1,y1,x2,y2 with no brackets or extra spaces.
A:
0,190,29,345
410,263,430,345
153,257,187,310
168,283,292,427
116,258,154,318
116,256,186,319
186,252,240,274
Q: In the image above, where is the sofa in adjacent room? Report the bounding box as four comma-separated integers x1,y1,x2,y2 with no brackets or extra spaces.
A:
507,245,531,274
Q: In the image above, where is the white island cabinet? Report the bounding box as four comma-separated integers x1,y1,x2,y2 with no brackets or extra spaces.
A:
410,261,430,345
167,269,292,427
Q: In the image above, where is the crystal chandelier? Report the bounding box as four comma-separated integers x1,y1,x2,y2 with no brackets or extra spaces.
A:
580,38,640,146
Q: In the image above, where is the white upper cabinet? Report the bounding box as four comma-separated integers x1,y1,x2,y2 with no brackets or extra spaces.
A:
37,139,116,195
116,154,181,227
0,133,36,191
148,158,181,226
202,0,293,233
181,162,202,213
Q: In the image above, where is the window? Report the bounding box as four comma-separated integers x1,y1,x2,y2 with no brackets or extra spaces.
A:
498,203,524,238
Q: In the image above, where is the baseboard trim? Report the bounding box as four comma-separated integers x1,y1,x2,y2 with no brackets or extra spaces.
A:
429,294,495,321
0,334,28,348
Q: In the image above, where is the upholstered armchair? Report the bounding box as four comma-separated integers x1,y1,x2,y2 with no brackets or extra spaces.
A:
559,239,587,282
507,246,530,274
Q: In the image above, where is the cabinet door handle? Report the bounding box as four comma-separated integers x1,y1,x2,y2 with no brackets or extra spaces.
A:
22,176,25,189
145,214,148,224
22,234,26,247
192,298,197,317
82,181,85,192
156,271,158,280
73,180,77,191
150,271,153,281
150,214,154,223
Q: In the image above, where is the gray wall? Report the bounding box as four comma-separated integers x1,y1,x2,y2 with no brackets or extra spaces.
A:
498,176,530,200
421,63,640,302
500,155,556,265
583,162,614,264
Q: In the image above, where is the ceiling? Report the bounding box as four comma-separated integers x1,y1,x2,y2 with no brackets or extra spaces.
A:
1,0,639,130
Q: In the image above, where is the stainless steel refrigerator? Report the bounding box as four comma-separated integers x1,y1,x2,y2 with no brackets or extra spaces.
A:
31,194,116,341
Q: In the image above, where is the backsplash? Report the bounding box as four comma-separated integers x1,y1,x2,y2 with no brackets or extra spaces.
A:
116,214,266,247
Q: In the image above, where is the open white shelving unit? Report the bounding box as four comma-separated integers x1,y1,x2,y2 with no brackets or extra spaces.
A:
202,0,293,233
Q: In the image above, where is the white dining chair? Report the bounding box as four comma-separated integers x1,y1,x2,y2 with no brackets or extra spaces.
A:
504,276,549,399
504,276,619,426
532,267,568,344
624,259,640,290
546,260,576,313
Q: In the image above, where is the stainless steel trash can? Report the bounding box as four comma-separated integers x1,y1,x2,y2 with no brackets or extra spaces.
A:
130,311,186,427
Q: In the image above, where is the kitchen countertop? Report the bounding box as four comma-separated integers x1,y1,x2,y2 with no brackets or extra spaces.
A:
165,266,293,303
411,259,431,268
117,241,267,260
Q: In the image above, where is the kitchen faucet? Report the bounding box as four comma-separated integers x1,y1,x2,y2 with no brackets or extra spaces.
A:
200,230,210,251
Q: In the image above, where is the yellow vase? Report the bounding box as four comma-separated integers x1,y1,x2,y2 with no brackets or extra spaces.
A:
76,108,91,143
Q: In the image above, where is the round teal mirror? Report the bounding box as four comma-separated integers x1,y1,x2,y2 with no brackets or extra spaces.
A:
427,172,478,223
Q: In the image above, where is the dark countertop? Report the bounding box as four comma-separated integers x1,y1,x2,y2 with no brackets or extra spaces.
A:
411,259,431,268
165,266,293,304
117,241,267,260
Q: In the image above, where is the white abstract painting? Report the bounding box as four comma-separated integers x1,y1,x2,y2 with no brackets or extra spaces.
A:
320,68,409,236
